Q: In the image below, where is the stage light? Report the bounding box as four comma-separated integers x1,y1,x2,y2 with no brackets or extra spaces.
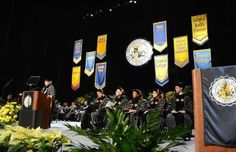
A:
81,0,144,20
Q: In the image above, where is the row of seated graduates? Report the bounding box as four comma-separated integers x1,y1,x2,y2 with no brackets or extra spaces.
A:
80,87,171,130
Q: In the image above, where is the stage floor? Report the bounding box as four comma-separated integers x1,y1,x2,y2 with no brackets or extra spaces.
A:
48,121,195,152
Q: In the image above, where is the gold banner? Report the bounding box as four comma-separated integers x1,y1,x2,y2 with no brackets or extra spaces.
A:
96,34,107,60
174,36,189,68
154,54,169,86
71,66,81,91
191,14,208,45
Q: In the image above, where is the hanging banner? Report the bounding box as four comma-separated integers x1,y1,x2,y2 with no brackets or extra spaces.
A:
191,14,208,45
73,39,83,64
202,65,236,147
193,48,212,69
95,62,107,89
96,34,107,60
154,54,169,86
174,36,189,68
71,66,81,91
84,51,96,76
153,21,168,52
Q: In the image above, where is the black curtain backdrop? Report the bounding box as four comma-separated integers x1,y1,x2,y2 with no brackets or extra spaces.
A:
0,0,236,102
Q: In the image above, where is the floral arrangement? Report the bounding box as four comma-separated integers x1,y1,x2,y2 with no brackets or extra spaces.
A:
0,125,70,151
166,91,176,101
74,96,86,105
0,102,21,126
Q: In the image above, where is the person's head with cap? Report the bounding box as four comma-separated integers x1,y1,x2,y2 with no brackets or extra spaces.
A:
132,89,142,99
152,88,159,99
175,82,184,94
96,89,105,99
115,87,125,98
44,77,52,87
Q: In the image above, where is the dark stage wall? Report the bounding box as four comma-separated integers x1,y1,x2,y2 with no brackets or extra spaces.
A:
0,0,236,101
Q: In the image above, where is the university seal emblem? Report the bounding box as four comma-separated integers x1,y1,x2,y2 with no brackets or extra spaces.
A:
23,95,32,108
209,76,236,106
126,39,153,66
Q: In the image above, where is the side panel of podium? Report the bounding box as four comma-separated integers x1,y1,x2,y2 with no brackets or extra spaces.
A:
34,91,51,128
192,69,236,152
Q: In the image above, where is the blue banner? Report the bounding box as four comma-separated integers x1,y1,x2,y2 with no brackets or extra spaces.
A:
193,49,211,69
73,39,83,64
153,21,168,52
84,51,96,76
95,62,107,89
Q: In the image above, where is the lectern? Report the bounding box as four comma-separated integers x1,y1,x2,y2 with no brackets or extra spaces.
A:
19,91,51,129
192,66,236,152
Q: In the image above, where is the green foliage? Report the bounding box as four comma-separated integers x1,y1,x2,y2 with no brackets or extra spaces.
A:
183,85,192,97
147,92,153,100
0,125,70,152
108,95,115,102
83,92,96,101
67,109,188,152
166,91,175,101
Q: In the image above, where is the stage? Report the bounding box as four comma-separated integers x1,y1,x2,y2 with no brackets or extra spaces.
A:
48,121,195,152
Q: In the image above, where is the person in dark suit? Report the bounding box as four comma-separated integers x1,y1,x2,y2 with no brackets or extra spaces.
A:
41,78,56,100
128,89,150,127
41,78,56,127
165,82,193,140
90,89,109,128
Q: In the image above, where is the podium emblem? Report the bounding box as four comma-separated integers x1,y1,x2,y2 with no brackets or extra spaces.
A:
210,76,236,106
23,95,32,108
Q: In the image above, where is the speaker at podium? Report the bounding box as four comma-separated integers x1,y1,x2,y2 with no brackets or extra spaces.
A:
19,76,52,129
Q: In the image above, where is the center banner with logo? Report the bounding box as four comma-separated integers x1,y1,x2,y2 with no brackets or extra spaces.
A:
95,62,107,89
153,21,168,52
154,54,169,87
84,51,96,76
202,65,236,147
96,34,107,60
73,39,83,64
71,66,81,91
173,36,189,68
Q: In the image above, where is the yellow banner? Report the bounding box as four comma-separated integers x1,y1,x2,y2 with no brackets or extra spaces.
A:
96,34,107,60
154,54,168,86
71,66,81,91
191,14,208,45
174,36,189,68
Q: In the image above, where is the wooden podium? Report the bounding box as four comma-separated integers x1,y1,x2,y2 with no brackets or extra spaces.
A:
192,69,236,152
19,91,52,129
